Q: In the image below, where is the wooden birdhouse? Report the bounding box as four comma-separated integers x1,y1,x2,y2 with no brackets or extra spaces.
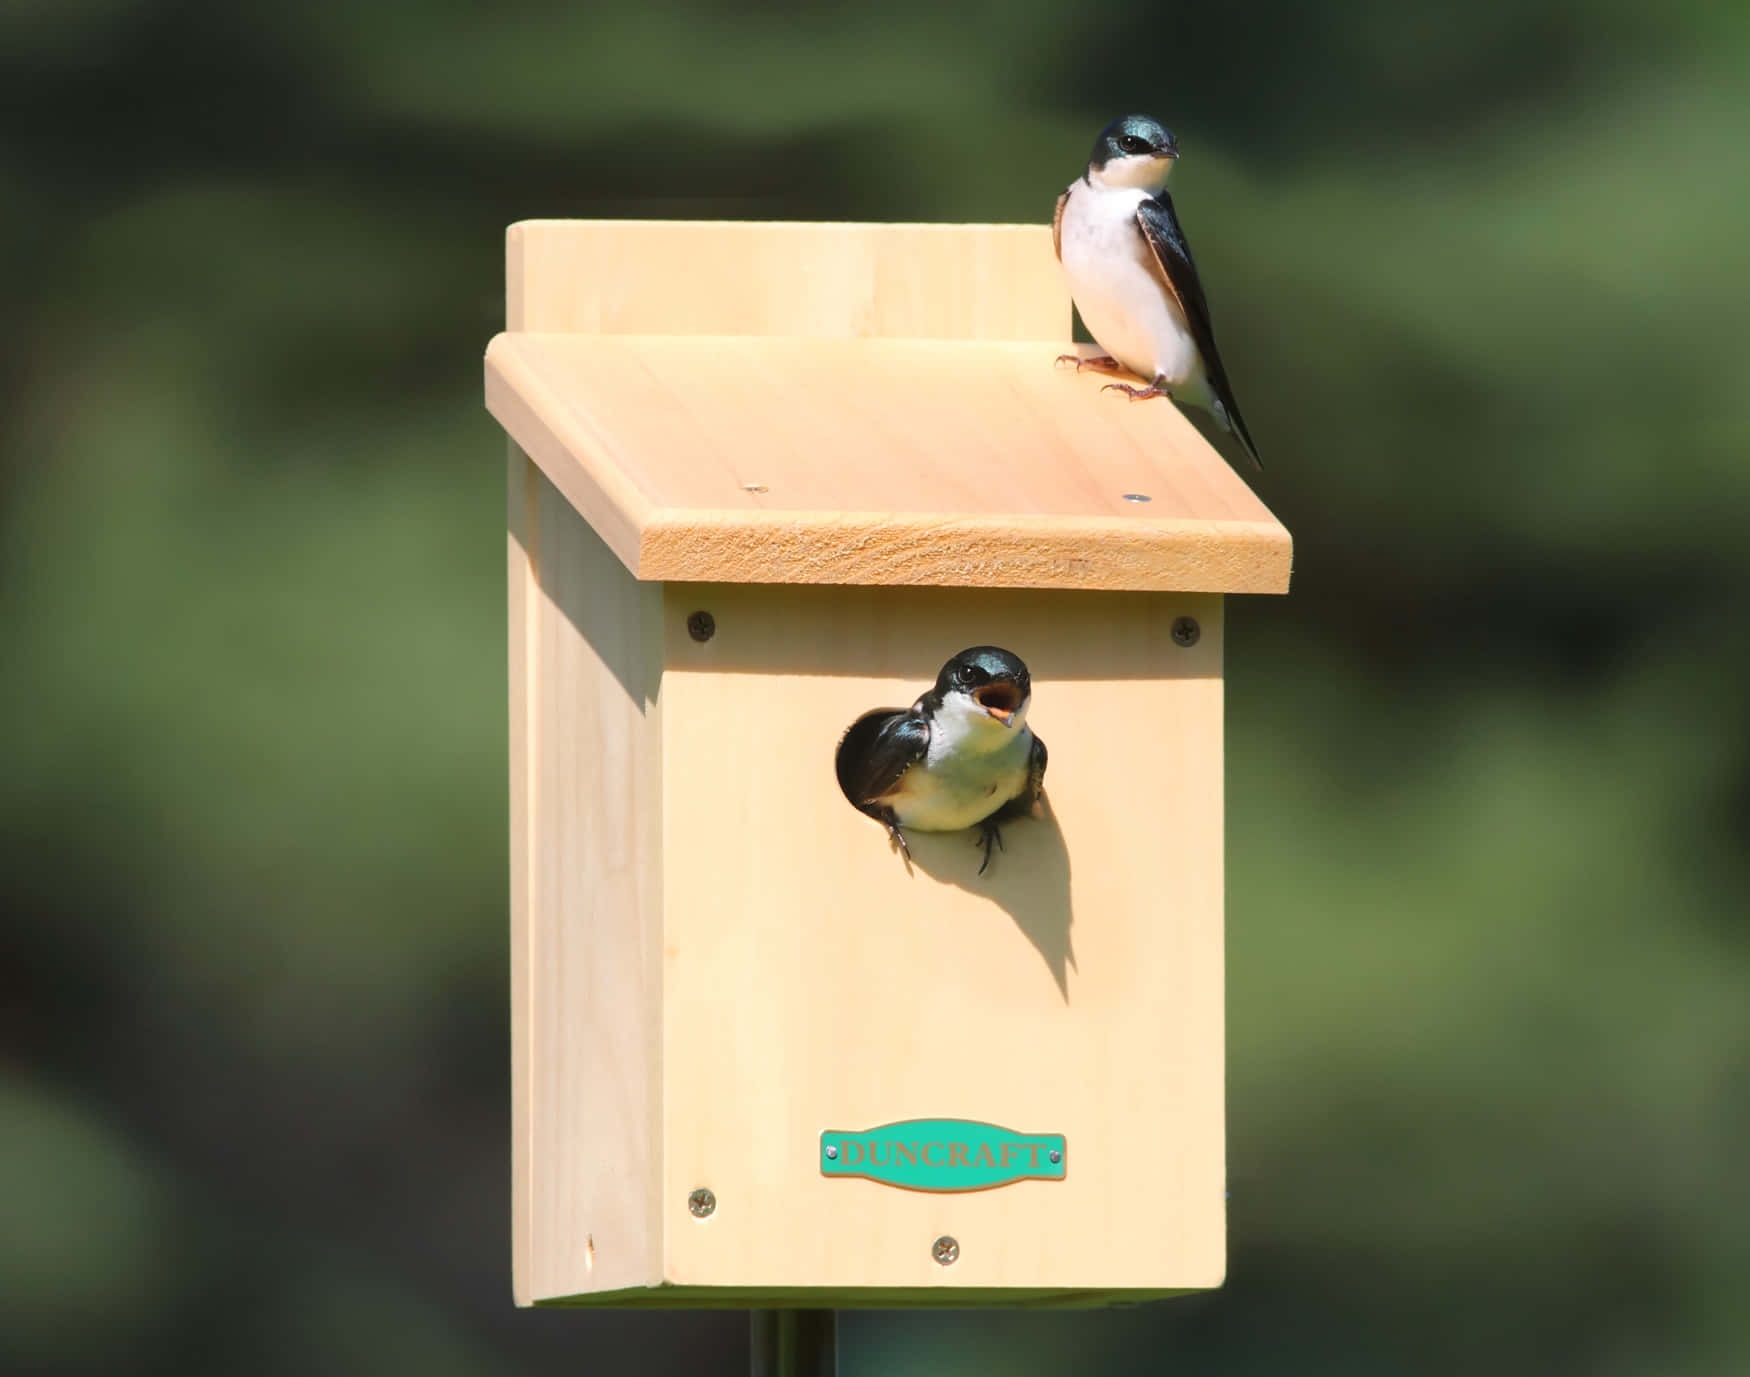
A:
486,220,1291,1308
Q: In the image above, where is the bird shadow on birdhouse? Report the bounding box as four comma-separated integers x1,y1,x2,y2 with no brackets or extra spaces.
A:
879,797,1076,1001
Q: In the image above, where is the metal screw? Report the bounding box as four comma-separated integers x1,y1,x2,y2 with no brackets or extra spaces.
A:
686,611,716,643
688,1188,716,1218
932,1235,960,1266
1048,1149,1062,1164
824,1144,839,1160
742,483,768,493
1122,493,1152,503
1171,616,1200,648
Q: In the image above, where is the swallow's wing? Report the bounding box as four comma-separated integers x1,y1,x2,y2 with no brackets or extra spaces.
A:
1052,189,1069,261
993,731,1048,822
835,709,930,810
1135,192,1262,469
1026,732,1047,805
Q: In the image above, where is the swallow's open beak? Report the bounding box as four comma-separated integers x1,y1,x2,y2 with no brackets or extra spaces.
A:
974,681,1023,726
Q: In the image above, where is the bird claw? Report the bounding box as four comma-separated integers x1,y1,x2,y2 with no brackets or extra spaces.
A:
886,821,912,864
1056,353,1128,376
976,819,1006,875
1101,382,1174,401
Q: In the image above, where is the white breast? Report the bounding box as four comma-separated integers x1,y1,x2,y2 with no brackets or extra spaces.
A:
886,704,1034,834
1058,179,1204,391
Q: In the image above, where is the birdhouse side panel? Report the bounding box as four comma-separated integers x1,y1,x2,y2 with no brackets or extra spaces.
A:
511,449,666,1303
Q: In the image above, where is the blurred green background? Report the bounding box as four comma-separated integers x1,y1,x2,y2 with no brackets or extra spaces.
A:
5,1,1747,1373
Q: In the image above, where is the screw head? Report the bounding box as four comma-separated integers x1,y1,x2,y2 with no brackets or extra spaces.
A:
1122,492,1152,503
1048,1149,1062,1164
932,1235,960,1266
1171,615,1201,648
687,1188,716,1218
824,1144,839,1160
686,611,716,643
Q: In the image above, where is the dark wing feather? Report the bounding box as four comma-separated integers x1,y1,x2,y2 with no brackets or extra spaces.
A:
835,709,930,813
1026,732,1047,805
1052,190,1069,262
1135,193,1262,469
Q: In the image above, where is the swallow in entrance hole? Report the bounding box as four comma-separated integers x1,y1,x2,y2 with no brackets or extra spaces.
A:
1052,113,1262,469
835,647,1048,875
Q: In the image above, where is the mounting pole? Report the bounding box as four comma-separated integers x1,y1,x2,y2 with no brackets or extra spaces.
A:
750,1309,837,1377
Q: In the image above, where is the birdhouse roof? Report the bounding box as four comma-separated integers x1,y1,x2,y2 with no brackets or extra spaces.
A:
484,220,1291,594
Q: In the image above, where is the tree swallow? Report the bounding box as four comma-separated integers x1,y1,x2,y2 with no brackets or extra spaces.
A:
1053,113,1262,469
835,647,1048,875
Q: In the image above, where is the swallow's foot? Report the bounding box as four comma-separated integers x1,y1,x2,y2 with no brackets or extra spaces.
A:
886,820,913,865
976,818,1006,875
1056,353,1128,376
1102,382,1174,401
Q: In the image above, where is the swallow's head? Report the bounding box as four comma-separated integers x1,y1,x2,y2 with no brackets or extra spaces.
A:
930,646,1033,747
1088,113,1179,192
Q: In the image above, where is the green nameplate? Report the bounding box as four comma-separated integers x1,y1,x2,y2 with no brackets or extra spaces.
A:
820,1119,1066,1192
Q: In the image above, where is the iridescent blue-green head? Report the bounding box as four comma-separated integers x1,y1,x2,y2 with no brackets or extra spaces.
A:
1087,114,1180,192
931,646,1032,731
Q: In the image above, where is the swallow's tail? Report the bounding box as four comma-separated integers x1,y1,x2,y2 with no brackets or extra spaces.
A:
1213,396,1263,472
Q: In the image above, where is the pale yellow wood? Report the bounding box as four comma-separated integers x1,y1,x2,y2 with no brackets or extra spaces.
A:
507,220,1070,339
501,217,1257,1307
506,445,534,1306
487,336,652,586
485,333,1291,594
650,587,1225,1297
517,461,667,1302
522,586,1227,1303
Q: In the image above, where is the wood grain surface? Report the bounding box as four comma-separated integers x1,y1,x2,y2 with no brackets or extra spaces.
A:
487,333,1291,593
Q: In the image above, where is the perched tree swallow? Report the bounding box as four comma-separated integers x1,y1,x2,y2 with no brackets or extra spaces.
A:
1053,113,1262,469
835,647,1048,874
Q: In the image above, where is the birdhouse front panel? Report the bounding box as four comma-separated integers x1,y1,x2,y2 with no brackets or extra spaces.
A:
654,580,1227,1299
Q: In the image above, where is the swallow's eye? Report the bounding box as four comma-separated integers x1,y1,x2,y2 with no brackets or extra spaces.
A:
1118,133,1149,155
958,666,985,688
